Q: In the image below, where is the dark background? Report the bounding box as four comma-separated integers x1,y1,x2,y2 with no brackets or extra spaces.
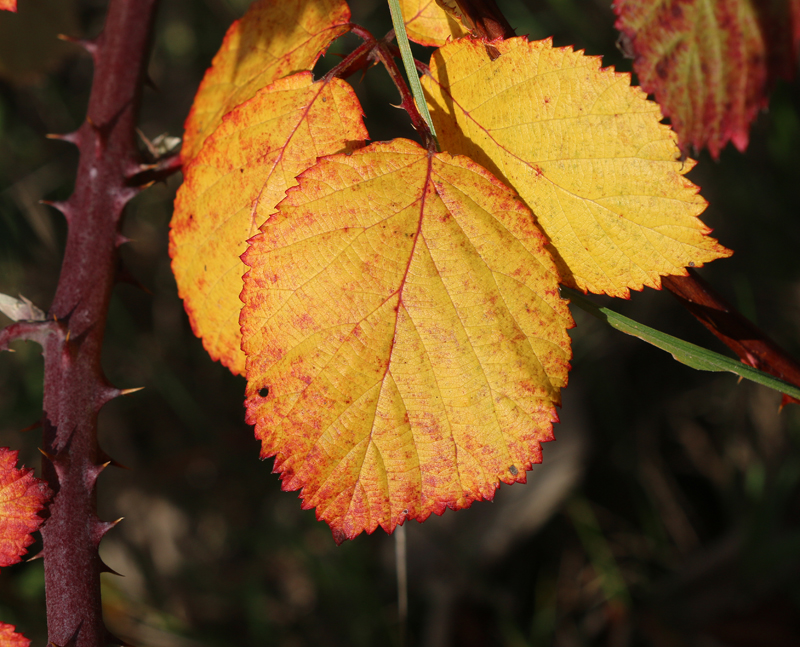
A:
2,0,800,645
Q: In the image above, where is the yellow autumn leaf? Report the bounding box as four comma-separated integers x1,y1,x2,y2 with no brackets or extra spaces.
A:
181,0,350,163
422,37,732,297
400,0,465,47
241,139,573,542
170,72,368,375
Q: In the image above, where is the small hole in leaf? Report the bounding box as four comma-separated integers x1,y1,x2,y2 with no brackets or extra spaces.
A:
259,387,269,398
509,465,518,476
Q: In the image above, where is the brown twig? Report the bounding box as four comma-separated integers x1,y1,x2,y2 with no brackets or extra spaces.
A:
324,29,379,82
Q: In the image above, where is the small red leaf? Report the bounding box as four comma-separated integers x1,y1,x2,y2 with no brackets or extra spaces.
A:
0,448,50,568
0,624,29,647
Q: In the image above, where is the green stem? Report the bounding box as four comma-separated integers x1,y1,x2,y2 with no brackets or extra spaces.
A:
387,0,439,151
562,286,800,402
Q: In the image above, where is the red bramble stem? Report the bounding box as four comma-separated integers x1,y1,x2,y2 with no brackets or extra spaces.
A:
373,40,437,154
324,27,436,153
35,0,159,645
325,28,378,82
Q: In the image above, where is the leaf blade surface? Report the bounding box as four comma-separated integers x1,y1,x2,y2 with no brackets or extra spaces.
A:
422,37,731,298
181,0,350,162
400,0,465,47
171,72,367,375
241,139,572,541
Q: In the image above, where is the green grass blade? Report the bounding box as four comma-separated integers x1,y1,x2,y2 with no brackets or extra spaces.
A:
387,0,439,150
562,286,800,401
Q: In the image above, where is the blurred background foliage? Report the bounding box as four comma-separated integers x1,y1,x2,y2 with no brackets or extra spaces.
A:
2,0,800,645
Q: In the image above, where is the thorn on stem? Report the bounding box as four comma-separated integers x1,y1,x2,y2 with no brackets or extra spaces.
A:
46,131,80,146
93,517,124,544
19,419,42,433
40,200,73,223
99,450,131,470
57,33,99,57
99,558,124,577
38,447,56,463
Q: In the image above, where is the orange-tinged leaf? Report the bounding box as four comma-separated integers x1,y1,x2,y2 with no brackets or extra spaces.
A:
0,448,50,568
401,0,465,47
241,139,573,542
0,624,28,647
614,0,800,158
181,0,350,163
171,72,368,375
422,37,731,298
0,0,16,12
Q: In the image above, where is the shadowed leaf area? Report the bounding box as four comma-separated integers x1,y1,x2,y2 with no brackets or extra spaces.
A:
399,0,466,46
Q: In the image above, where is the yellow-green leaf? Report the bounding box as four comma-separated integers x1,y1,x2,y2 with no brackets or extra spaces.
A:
171,72,368,375
400,0,465,47
241,139,572,542
181,0,350,163
422,37,732,298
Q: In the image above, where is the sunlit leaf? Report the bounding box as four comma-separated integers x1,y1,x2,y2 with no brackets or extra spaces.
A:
0,448,50,568
241,139,572,542
171,72,368,375
614,0,800,158
0,624,29,647
422,37,731,298
400,0,465,47
0,1,16,12
181,0,351,162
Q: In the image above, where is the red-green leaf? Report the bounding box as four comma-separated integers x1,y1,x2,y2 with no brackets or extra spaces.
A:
614,0,800,158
